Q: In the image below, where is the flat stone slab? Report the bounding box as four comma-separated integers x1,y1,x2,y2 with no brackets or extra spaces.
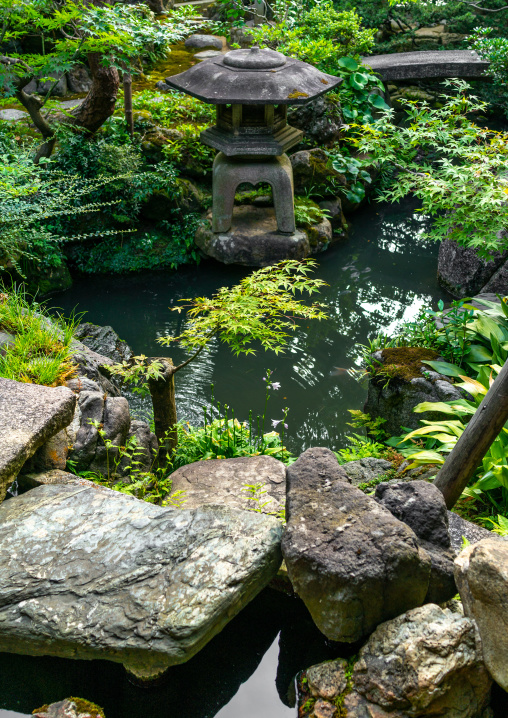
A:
195,206,332,267
364,50,489,82
0,379,76,502
0,109,28,121
169,455,286,515
0,485,283,679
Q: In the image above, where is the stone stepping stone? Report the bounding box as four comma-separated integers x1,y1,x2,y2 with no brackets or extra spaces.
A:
195,50,224,60
0,484,283,679
0,379,76,501
169,455,286,515
0,109,28,121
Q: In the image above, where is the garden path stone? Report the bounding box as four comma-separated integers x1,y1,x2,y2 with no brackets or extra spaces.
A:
0,379,76,502
184,34,225,50
0,484,283,679
364,50,489,82
282,447,431,643
169,455,286,514
455,538,508,691
0,109,28,121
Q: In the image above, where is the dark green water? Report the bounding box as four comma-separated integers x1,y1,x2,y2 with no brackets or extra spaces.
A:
0,199,452,718
51,198,449,456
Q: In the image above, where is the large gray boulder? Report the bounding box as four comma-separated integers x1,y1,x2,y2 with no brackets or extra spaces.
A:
74,322,132,364
375,481,457,603
437,239,508,298
447,511,495,554
288,96,343,147
0,379,76,501
0,484,283,679
480,258,508,294
169,455,286,514
347,603,492,717
282,448,431,642
455,538,508,692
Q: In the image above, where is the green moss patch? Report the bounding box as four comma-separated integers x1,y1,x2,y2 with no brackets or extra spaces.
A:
374,346,440,384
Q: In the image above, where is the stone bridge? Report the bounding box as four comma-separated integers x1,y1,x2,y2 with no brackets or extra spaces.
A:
363,50,490,83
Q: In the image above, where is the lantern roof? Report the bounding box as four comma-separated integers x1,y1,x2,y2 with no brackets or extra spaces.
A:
165,46,343,105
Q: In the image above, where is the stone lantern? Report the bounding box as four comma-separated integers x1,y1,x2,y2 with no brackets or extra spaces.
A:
166,46,342,263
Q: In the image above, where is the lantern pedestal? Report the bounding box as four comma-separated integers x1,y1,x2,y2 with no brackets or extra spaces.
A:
195,205,333,267
212,152,295,234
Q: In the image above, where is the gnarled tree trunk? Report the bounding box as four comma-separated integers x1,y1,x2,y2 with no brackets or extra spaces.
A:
68,52,120,133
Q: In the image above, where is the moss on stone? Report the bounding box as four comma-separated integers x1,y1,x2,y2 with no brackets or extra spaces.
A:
70,697,106,718
375,346,440,384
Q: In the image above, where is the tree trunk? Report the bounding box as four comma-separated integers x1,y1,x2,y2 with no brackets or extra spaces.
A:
15,89,56,163
434,358,508,508
68,52,120,133
148,358,178,463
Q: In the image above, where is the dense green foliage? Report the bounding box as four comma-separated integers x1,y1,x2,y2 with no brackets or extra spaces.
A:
249,2,376,70
356,81,508,256
364,297,508,524
159,259,327,357
0,0,196,96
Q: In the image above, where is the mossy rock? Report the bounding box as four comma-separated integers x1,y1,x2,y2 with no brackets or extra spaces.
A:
371,346,440,385
32,697,105,718
290,148,346,197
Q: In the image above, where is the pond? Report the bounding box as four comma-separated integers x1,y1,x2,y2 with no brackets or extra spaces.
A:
0,198,450,717
52,197,449,457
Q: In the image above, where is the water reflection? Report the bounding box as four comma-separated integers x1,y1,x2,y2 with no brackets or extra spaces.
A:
52,198,448,456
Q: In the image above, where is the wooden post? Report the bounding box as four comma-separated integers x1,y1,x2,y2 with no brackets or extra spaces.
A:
434,358,508,509
147,358,178,463
123,70,133,138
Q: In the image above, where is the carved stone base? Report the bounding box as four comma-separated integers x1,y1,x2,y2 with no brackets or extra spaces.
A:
195,205,334,267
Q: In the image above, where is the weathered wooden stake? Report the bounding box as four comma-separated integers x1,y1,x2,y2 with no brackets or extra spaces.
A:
147,358,177,462
434,358,508,509
123,70,133,137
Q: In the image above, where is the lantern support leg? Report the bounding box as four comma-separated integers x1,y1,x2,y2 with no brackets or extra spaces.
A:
212,152,295,234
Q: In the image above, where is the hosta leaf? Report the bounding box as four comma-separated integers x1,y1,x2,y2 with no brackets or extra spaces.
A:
422,360,462,376
338,57,359,71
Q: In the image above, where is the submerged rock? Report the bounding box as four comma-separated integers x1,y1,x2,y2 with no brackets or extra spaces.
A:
0,484,283,679
169,455,286,514
0,379,76,502
455,538,508,692
282,448,431,643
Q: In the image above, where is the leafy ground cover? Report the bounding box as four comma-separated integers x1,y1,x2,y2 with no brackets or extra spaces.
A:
357,296,508,529
0,286,77,386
